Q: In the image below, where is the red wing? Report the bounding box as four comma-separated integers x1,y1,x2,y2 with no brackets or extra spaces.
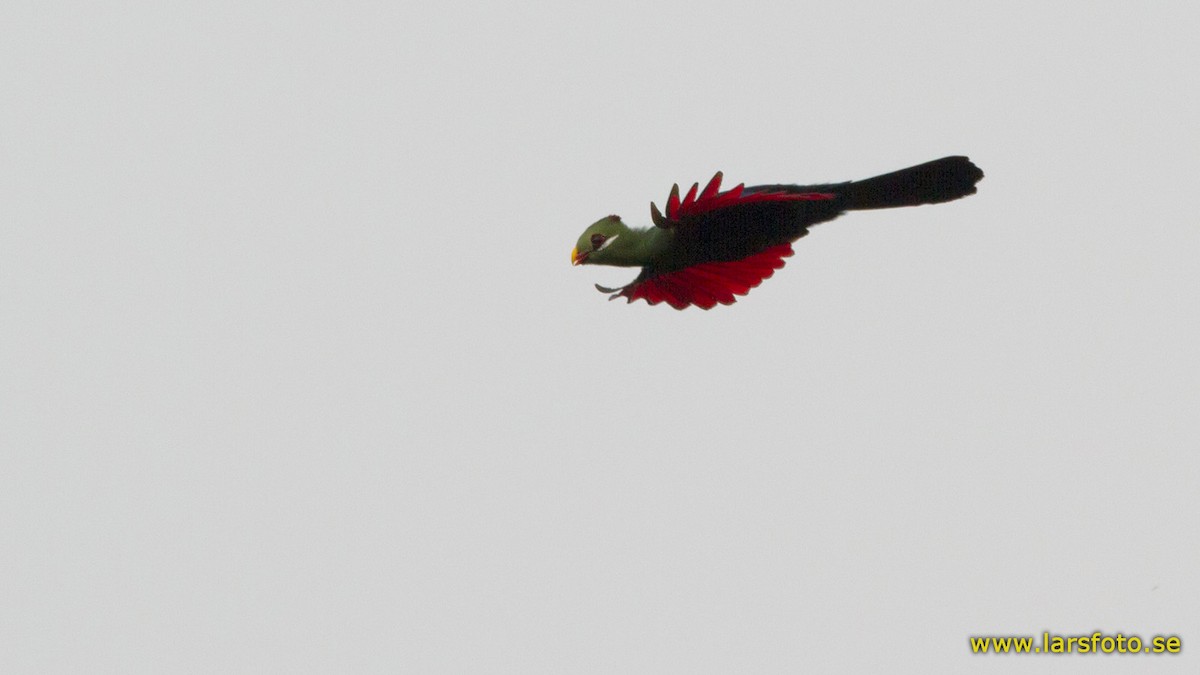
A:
607,172,833,308
657,171,835,224
601,244,794,310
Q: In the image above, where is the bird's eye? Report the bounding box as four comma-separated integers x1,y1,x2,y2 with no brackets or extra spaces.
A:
590,234,607,250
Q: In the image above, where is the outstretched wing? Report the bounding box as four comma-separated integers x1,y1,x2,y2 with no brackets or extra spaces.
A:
599,172,843,309
651,171,837,226
597,243,795,310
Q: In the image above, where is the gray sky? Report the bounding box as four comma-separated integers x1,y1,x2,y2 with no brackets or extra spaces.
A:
2,0,1198,672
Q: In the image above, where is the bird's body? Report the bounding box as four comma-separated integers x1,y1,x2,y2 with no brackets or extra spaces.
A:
571,156,984,309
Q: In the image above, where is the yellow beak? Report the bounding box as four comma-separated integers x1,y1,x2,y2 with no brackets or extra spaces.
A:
571,246,582,265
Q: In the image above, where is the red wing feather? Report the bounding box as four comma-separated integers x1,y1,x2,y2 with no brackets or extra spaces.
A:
608,244,795,310
666,172,835,220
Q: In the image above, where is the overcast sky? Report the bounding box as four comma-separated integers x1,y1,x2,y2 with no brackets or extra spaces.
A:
2,1,1198,672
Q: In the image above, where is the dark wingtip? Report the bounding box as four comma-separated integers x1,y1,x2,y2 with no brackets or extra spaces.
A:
650,201,672,228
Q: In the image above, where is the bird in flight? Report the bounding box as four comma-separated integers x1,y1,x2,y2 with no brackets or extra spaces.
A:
570,156,983,309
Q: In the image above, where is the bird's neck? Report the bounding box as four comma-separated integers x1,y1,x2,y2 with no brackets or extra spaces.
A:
606,226,671,266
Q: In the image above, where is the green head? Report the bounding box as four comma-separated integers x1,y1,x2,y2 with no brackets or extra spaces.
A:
570,215,640,267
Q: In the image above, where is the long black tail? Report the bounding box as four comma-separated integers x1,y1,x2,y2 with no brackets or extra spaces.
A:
841,156,983,210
